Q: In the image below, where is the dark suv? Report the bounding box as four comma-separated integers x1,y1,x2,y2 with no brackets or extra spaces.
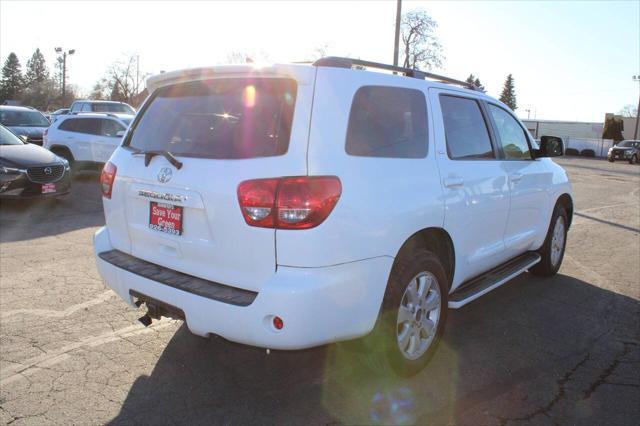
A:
608,140,640,164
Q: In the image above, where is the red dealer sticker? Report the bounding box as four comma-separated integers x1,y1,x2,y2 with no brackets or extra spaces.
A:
42,183,56,194
149,202,183,235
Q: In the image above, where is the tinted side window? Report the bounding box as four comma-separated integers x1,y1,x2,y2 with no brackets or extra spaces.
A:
58,118,79,132
100,119,124,137
346,86,427,158
81,103,92,112
488,105,532,160
72,118,101,135
440,95,494,159
70,103,80,113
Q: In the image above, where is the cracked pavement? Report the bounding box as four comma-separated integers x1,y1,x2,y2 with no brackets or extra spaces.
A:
0,158,639,425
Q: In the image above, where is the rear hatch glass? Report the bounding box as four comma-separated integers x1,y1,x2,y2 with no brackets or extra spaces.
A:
125,78,297,159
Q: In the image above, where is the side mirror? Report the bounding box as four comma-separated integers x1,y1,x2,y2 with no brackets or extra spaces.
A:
19,135,28,143
116,130,126,138
535,136,564,158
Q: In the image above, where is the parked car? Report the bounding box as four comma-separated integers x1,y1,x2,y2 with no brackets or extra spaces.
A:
44,113,132,172
48,108,70,123
0,105,50,146
608,140,640,164
93,58,573,376
69,100,135,115
0,124,71,198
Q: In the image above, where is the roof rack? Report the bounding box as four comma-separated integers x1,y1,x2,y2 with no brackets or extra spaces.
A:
312,56,479,91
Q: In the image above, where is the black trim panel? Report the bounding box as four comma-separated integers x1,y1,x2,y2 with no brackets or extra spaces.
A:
98,249,258,307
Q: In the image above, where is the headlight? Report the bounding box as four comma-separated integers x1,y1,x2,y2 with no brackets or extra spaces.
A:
60,158,70,171
608,147,613,153
0,166,26,174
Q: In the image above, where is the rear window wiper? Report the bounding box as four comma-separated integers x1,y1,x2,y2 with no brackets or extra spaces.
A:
130,149,183,169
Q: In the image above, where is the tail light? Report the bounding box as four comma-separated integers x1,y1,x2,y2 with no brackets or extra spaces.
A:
238,176,341,229
100,161,117,199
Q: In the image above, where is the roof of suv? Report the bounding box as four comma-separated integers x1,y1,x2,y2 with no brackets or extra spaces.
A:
57,112,133,122
145,57,492,101
72,100,131,105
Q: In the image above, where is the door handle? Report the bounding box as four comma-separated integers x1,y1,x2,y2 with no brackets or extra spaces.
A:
443,177,464,188
509,173,523,183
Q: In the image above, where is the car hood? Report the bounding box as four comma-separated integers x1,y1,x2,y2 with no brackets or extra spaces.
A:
0,143,62,168
4,126,47,138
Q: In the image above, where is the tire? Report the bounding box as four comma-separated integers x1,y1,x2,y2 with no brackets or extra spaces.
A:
51,148,76,176
608,158,614,163
530,204,568,277
370,250,448,377
629,155,637,165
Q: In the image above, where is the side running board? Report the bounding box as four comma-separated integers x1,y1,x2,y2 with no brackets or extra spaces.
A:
448,252,541,309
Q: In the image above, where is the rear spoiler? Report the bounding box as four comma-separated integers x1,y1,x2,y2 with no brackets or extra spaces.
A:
146,64,314,92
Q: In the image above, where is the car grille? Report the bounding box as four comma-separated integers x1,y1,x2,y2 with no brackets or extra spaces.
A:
26,164,65,184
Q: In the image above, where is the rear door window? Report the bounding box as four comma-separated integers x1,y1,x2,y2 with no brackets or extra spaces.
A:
59,118,100,135
346,86,427,158
125,78,297,159
440,95,494,160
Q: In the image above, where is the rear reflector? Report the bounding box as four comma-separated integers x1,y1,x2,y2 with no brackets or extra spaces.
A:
237,176,341,229
100,161,117,199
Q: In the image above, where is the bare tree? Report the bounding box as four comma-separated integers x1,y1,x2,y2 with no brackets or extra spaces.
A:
96,54,147,103
401,9,444,70
619,104,638,118
225,50,270,64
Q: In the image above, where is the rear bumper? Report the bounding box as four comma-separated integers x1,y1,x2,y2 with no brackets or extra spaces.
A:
94,226,393,350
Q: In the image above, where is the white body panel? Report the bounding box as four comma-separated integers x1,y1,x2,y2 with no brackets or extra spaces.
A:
94,62,573,349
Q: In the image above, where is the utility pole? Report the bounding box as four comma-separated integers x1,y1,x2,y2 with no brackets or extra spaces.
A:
393,0,402,67
633,75,640,140
55,47,75,103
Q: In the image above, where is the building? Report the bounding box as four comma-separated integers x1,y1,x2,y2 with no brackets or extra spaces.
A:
522,119,604,140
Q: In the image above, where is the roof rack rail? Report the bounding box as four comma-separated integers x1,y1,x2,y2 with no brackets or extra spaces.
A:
312,56,479,91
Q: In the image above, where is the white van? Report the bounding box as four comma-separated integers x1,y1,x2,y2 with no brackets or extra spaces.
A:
94,58,573,376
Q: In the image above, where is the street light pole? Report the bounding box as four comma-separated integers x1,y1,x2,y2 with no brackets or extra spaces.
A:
55,47,75,103
393,0,402,67
633,75,640,140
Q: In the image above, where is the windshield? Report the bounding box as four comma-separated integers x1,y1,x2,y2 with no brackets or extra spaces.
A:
0,126,24,145
0,110,50,127
618,140,639,148
92,103,135,114
126,78,297,159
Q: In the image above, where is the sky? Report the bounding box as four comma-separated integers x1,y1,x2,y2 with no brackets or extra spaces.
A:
1,0,638,122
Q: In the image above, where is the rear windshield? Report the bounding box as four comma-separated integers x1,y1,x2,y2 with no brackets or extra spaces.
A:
92,103,135,114
0,110,50,127
125,78,297,159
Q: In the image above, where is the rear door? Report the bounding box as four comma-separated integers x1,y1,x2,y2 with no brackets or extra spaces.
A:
430,89,511,285
56,117,99,162
105,68,314,292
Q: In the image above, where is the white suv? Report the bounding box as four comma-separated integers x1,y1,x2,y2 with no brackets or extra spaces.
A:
44,113,133,171
94,58,572,376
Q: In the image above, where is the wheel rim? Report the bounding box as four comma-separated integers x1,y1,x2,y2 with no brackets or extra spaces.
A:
396,272,441,361
550,216,566,267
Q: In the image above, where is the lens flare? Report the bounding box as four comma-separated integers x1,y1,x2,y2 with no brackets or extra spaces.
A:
243,85,256,108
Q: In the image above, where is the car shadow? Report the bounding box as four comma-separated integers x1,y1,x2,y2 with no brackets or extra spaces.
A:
108,273,639,425
0,172,105,243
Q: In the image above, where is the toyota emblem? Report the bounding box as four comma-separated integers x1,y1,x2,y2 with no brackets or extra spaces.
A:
44,167,52,175
157,167,173,183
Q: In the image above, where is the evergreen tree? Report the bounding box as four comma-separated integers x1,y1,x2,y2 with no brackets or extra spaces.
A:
25,48,49,84
465,74,485,91
499,74,517,110
23,48,56,110
0,53,24,103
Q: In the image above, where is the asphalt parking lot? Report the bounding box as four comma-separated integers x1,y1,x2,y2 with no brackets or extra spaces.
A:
0,157,638,425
